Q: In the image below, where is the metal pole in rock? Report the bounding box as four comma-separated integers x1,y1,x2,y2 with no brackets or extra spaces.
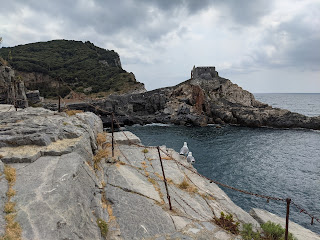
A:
58,96,61,112
157,146,172,210
111,113,114,157
285,198,291,240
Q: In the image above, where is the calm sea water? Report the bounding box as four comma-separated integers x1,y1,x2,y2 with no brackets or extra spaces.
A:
126,93,320,234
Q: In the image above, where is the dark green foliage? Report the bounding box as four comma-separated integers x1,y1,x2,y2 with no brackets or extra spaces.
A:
214,212,240,234
241,223,261,240
96,218,108,237
261,221,296,240
0,40,140,97
241,222,296,240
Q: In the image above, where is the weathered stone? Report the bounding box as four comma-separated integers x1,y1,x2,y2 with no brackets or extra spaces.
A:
66,67,320,130
0,66,28,108
250,208,320,240
105,184,176,239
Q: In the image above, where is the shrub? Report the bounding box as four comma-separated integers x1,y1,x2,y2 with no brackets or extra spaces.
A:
96,218,108,237
241,223,261,240
261,221,296,240
142,148,148,153
214,212,240,235
241,221,296,240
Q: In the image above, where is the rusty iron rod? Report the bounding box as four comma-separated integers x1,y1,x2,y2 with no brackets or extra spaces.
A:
58,96,61,112
157,146,172,210
285,198,291,240
111,113,114,157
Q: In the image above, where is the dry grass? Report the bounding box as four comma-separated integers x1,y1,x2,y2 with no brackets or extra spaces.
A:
64,109,83,116
93,149,109,170
155,173,164,181
1,165,22,240
200,193,215,201
2,214,22,240
96,132,107,146
101,189,108,210
178,178,198,194
6,188,16,198
115,161,126,168
4,165,16,186
4,202,16,214
107,204,116,221
148,177,165,205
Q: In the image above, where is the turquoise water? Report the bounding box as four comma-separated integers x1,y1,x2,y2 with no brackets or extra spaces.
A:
126,93,320,234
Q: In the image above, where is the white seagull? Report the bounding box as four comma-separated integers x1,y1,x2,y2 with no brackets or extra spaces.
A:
179,142,189,156
187,152,195,164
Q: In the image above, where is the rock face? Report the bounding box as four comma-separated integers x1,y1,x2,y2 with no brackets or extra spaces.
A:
1,106,319,239
0,65,28,108
67,67,320,130
0,106,105,240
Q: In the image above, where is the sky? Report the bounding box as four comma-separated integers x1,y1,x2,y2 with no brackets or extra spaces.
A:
0,0,319,93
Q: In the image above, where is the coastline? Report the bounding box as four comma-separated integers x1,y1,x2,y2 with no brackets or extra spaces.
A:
1,105,319,239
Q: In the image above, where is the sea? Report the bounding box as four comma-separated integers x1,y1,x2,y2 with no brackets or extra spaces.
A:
126,93,320,234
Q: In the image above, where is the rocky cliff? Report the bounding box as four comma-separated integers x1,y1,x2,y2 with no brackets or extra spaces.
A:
0,106,319,239
0,40,146,98
67,68,320,130
0,65,28,108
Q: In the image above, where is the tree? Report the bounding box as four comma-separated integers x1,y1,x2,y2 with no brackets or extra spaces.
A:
0,37,2,45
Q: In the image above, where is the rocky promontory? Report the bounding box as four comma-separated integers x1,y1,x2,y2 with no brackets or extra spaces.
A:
1,105,319,239
66,67,320,130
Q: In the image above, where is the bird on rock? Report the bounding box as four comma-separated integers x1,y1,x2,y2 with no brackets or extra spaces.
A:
179,142,189,156
187,152,195,164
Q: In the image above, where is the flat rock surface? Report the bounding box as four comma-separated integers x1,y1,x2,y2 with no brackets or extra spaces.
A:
250,208,320,240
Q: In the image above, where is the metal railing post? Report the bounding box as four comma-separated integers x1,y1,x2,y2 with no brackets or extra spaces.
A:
157,146,172,210
285,198,291,240
111,113,114,157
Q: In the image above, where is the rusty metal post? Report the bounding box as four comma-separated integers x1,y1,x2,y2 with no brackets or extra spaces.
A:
58,96,61,112
157,146,172,210
285,198,291,240
111,113,114,157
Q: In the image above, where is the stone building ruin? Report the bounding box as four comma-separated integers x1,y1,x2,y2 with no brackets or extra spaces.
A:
191,66,219,80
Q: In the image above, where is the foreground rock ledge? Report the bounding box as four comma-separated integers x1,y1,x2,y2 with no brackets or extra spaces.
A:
0,106,319,239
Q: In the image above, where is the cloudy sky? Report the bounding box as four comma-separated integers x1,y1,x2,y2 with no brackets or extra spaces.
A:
0,0,319,93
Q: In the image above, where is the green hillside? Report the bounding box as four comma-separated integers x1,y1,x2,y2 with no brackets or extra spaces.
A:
0,40,144,97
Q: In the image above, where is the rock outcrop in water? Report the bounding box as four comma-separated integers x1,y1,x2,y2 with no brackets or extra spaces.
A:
66,66,320,130
1,105,319,239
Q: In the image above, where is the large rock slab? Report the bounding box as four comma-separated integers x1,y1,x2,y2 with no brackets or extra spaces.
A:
0,107,106,240
250,208,320,240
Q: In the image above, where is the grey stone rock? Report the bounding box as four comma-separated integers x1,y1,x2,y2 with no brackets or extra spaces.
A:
0,66,28,108
250,208,320,240
105,184,176,240
65,67,320,130
201,221,217,231
14,153,103,240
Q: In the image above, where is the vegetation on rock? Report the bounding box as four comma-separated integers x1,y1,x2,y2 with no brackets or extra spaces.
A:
96,218,108,237
214,212,240,235
0,40,144,97
241,222,297,240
